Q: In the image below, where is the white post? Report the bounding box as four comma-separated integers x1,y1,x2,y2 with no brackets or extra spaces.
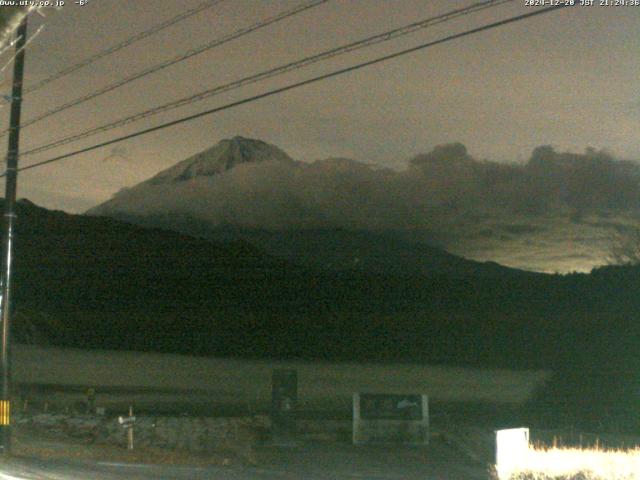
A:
127,405,134,451
495,427,529,480
352,393,361,445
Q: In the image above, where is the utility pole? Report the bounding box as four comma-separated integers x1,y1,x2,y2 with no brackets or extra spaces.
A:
0,15,28,456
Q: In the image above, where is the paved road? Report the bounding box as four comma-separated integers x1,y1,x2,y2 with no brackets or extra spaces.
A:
0,441,489,479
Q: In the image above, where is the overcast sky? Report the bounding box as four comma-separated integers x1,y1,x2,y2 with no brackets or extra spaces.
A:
0,1,638,273
0,0,636,213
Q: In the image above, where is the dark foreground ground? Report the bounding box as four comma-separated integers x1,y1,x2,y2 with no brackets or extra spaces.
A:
1,439,489,479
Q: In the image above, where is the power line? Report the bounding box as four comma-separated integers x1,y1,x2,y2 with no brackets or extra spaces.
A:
0,7,51,82
0,23,44,77
0,0,329,136
21,0,512,158
5,4,571,177
19,0,227,96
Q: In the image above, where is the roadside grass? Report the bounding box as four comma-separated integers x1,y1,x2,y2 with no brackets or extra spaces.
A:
12,429,252,467
495,444,640,480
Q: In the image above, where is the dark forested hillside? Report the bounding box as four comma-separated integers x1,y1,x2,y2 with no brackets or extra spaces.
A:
6,199,638,366
5,199,640,429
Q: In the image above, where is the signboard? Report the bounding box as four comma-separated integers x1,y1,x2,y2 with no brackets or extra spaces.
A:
353,393,429,445
359,394,423,420
118,415,136,429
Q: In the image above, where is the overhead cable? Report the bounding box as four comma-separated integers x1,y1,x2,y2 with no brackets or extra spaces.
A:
5,4,571,177
21,0,512,157
21,0,227,96
1,0,329,135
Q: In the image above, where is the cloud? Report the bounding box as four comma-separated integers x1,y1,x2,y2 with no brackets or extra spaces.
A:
625,99,640,115
97,141,640,273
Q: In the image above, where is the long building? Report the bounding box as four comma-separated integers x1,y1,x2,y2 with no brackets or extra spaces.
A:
13,344,549,414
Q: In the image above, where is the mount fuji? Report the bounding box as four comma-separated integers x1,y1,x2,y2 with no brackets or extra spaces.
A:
88,136,520,278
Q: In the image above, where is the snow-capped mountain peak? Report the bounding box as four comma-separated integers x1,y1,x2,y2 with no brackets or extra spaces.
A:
148,136,297,185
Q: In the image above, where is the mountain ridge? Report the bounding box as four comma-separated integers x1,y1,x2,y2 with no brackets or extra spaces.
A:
87,136,640,273
88,135,526,277
96,209,535,279
148,136,298,185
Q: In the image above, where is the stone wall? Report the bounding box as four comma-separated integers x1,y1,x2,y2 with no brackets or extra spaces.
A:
104,415,269,452
18,413,270,453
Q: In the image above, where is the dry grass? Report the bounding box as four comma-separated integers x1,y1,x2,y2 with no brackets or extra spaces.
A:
11,430,253,467
497,445,640,480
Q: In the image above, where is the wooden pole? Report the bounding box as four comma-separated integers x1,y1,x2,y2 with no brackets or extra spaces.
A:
0,15,28,456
